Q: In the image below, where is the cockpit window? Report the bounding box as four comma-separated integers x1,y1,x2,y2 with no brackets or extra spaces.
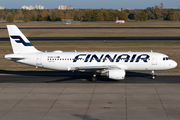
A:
163,57,171,61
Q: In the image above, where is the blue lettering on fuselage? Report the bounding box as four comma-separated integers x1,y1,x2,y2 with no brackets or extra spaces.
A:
103,54,117,62
73,54,150,63
135,54,150,62
89,54,104,62
73,54,86,62
116,54,130,62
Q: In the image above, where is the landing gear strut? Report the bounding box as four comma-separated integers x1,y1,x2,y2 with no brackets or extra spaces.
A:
91,74,97,82
151,70,156,80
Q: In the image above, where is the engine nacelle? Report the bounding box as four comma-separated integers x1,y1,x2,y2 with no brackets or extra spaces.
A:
102,69,126,80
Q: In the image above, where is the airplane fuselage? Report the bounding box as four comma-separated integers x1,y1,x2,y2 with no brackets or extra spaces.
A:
5,51,177,71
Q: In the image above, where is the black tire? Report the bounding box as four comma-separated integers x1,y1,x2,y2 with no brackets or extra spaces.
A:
92,77,97,82
152,76,155,80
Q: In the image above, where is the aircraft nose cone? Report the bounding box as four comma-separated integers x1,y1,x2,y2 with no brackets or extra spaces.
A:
171,60,177,68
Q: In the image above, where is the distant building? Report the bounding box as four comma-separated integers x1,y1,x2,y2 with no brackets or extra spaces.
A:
22,5,44,10
58,5,67,10
58,5,73,10
0,6,5,10
160,3,163,9
67,6,73,10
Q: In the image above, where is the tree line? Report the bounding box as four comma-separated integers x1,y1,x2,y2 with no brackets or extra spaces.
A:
1,6,180,22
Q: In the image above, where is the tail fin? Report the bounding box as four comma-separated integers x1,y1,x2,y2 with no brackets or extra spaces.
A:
7,25,40,53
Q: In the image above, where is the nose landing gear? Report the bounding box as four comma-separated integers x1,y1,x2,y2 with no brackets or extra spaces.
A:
151,70,156,79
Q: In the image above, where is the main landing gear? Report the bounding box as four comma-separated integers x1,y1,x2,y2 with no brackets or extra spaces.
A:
91,73,97,82
151,70,156,80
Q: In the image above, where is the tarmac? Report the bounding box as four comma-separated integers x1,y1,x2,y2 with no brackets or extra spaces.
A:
0,74,180,120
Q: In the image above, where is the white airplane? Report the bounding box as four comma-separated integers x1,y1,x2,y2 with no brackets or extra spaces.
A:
4,25,177,81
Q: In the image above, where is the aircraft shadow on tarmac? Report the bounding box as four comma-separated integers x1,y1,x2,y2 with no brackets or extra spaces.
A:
1,69,178,83
73,114,99,120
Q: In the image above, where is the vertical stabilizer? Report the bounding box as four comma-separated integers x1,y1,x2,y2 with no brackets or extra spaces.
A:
7,25,40,53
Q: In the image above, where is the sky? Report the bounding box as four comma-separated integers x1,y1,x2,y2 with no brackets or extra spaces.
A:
0,0,180,9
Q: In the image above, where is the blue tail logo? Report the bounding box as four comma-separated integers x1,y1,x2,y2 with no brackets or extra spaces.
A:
10,36,33,46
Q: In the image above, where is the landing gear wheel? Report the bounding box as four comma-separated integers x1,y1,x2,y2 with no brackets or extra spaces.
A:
92,74,97,82
152,76,155,80
92,76,97,82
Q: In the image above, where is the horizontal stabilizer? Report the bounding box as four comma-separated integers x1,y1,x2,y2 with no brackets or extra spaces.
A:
4,54,25,60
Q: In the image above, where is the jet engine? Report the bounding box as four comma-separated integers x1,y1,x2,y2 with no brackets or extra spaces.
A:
101,69,126,80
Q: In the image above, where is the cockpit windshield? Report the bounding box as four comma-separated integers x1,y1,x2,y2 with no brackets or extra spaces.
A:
163,57,171,61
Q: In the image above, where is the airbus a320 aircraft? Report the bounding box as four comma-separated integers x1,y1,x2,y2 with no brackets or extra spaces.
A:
4,25,177,81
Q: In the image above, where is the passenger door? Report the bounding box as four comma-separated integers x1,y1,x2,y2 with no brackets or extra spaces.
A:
152,54,157,65
36,54,42,67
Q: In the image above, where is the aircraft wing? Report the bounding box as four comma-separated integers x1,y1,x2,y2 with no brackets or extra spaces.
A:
69,65,118,71
69,65,126,80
